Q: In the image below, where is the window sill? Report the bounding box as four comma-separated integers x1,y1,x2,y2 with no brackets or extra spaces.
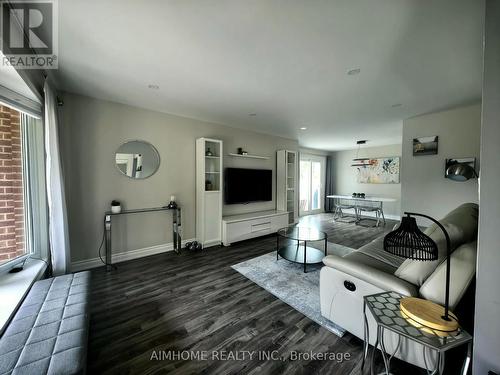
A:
0,259,47,335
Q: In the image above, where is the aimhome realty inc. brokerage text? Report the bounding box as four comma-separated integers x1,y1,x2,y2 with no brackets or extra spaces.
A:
150,350,352,363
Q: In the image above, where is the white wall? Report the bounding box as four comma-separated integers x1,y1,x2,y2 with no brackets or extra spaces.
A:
59,93,298,266
299,147,330,157
473,1,500,373
401,104,481,221
330,144,402,218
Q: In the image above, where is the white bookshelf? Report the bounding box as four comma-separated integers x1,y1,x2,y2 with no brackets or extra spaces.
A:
196,138,223,248
277,150,298,224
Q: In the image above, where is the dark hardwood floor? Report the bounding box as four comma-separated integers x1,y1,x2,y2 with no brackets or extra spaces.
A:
87,214,430,375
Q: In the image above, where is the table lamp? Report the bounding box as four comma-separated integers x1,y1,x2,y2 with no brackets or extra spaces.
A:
383,212,459,332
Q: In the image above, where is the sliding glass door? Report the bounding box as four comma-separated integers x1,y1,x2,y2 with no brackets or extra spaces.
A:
299,154,326,215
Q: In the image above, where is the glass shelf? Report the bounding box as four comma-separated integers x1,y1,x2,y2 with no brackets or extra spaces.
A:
277,226,326,242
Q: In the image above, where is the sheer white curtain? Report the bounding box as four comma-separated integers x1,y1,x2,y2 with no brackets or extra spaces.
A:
44,81,70,275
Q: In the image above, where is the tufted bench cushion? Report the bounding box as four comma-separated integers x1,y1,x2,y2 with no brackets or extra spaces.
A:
0,271,90,375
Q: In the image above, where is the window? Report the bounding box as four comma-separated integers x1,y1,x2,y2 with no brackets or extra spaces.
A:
299,154,326,215
0,104,48,269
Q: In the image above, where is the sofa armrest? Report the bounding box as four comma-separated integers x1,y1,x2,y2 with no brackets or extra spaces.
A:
323,255,419,296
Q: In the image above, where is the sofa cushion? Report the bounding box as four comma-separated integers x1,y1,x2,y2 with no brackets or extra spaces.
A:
419,241,477,309
394,203,478,286
354,236,406,269
425,202,478,256
394,254,441,286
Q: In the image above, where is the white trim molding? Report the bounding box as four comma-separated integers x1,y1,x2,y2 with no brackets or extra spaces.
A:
71,238,195,272
0,259,46,335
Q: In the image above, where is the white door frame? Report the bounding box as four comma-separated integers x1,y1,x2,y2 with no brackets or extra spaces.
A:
299,153,326,216
115,153,135,176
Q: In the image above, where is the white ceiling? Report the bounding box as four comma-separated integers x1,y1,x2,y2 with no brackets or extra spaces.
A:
54,0,484,151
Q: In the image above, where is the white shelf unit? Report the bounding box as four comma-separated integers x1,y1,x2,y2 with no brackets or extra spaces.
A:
227,153,270,160
196,138,223,248
277,150,298,224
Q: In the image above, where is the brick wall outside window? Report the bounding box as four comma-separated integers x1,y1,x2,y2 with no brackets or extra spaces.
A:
0,105,25,265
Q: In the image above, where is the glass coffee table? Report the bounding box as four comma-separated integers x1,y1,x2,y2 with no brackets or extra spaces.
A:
276,226,327,273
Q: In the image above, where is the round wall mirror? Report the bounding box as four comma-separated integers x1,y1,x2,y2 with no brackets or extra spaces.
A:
115,140,160,179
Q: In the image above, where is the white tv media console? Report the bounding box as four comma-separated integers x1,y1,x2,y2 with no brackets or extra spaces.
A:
222,210,289,246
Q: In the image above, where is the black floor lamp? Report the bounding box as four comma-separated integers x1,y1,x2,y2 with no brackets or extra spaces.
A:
384,212,459,332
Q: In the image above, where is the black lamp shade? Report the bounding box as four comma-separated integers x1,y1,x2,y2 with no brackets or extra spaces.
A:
384,212,455,323
383,216,438,261
446,163,477,181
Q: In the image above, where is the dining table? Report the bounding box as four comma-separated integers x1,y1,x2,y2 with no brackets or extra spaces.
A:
326,195,397,226
327,194,397,202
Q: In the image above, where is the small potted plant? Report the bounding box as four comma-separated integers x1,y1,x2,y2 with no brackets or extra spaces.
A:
111,200,122,214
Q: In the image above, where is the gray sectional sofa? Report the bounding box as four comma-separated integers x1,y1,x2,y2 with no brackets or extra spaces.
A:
320,203,478,369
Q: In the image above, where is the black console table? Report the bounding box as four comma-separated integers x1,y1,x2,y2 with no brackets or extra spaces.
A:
104,206,181,271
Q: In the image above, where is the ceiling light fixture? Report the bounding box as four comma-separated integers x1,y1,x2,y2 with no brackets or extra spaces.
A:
347,68,361,76
300,127,307,130
391,103,402,108
351,140,374,167
148,84,160,89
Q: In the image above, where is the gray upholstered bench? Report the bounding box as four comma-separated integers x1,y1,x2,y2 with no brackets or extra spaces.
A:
0,271,90,375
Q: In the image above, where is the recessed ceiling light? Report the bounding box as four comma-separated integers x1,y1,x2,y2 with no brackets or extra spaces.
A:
248,113,257,116
148,84,160,89
391,103,402,108
300,127,307,130
347,68,361,76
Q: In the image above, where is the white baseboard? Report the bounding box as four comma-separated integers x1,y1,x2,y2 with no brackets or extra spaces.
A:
203,239,222,248
71,238,195,272
336,208,400,221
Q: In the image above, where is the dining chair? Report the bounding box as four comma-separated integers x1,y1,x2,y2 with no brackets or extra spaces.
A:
355,200,385,227
333,198,358,223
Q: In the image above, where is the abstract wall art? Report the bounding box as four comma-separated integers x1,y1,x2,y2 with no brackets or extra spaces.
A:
357,157,400,184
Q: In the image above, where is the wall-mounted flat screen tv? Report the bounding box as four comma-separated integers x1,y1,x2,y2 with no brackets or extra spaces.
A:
224,168,272,204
